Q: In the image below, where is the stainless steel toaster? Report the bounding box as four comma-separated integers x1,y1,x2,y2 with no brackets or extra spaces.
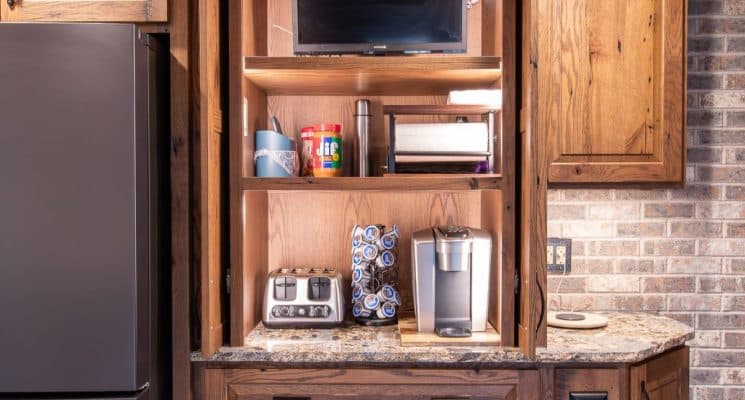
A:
262,267,345,328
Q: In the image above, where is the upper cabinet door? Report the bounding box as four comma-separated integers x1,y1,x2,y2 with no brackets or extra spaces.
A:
0,0,166,22
542,0,686,184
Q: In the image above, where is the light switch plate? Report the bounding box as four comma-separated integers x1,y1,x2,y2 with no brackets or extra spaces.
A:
547,238,572,274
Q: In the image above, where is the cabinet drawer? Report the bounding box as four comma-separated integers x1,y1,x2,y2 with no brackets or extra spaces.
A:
229,383,516,400
556,369,620,400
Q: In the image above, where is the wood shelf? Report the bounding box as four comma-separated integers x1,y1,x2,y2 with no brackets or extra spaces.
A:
243,56,502,96
241,176,502,191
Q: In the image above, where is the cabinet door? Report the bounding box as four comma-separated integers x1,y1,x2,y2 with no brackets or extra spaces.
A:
631,347,689,400
556,369,620,400
538,0,686,183
0,0,166,22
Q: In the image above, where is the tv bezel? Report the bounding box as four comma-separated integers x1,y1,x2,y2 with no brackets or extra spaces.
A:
292,0,468,55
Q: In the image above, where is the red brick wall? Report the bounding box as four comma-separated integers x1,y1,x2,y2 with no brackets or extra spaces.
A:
546,1,745,398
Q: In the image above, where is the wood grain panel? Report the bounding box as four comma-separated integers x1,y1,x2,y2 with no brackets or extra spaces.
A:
630,347,689,400
244,57,502,96
242,176,503,191
170,0,192,394
521,0,549,357
237,191,269,340
0,0,166,21
543,0,686,183
226,368,521,385
198,0,223,358
399,318,501,347
265,190,483,312
265,0,485,57
556,369,621,400
496,0,517,347
230,384,515,400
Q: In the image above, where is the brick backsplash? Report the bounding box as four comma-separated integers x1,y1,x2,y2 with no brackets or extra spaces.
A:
546,2,745,398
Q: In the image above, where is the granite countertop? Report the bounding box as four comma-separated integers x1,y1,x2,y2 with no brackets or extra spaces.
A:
192,312,693,368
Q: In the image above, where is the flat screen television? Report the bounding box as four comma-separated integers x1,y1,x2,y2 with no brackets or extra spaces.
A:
293,0,467,55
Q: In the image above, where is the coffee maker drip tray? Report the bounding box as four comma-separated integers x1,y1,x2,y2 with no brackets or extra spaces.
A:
436,327,473,338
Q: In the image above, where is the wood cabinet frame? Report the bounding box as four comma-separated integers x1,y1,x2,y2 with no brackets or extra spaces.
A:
0,0,166,22
217,0,547,360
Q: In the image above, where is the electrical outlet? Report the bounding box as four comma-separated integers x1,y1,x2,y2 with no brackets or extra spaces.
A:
547,238,572,274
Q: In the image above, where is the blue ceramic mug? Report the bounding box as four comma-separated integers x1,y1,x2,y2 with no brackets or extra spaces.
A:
254,130,298,177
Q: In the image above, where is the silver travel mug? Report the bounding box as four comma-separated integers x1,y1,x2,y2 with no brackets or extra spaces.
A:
354,99,371,177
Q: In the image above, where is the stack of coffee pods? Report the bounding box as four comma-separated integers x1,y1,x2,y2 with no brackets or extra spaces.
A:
350,224,402,326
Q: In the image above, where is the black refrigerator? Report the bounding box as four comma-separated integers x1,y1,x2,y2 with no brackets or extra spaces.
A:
0,24,170,400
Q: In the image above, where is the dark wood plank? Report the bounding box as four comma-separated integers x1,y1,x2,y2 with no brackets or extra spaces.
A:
242,177,502,191
169,0,193,393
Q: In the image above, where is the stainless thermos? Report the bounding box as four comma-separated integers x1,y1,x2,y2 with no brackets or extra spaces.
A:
354,99,372,177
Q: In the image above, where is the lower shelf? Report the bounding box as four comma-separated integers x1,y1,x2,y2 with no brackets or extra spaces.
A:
240,176,502,191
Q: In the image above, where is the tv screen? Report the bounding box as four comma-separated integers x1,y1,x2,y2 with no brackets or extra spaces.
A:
293,0,467,55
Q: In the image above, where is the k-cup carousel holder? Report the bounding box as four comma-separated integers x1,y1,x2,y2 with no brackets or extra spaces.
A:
350,224,401,326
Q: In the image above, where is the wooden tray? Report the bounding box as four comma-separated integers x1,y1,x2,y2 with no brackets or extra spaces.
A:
398,317,501,347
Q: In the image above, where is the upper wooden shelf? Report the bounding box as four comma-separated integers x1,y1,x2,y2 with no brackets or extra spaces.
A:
241,176,502,191
243,56,502,96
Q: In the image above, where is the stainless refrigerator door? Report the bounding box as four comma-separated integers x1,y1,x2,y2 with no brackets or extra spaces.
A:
0,24,150,393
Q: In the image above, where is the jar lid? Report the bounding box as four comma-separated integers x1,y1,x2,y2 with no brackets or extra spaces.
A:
314,123,341,132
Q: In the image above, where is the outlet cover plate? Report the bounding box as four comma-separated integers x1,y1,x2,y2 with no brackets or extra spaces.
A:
547,237,572,274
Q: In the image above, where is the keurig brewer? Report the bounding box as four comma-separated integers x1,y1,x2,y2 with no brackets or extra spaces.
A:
411,225,492,337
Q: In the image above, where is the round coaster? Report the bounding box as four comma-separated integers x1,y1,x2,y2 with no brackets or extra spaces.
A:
547,311,608,329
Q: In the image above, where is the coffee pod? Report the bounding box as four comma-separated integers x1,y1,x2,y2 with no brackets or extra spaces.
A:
353,262,373,275
352,267,372,283
359,244,379,260
393,291,402,306
378,285,398,303
363,225,383,242
363,293,381,310
353,301,372,318
375,250,397,268
351,224,365,240
376,301,397,319
377,232,398,250
385,224,400,239
351,234,365,250
352,283,371,302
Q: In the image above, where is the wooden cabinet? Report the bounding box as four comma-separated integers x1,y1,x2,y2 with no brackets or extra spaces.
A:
631,347,689,400
555,368,622,400
0,0,166,22
197,369,535,400
533,0,686,183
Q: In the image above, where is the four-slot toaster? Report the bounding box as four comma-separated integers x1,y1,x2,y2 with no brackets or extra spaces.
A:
262,267,345,328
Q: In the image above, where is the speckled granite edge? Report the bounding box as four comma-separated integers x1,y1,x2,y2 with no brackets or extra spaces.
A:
538,312,694,364
192,312,693,367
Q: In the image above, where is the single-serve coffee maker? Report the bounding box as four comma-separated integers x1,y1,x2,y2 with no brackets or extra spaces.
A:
411,225,492,337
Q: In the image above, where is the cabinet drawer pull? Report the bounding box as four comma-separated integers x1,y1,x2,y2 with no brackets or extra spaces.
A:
273,397,310,400
641,381,650,400
6,0,15,8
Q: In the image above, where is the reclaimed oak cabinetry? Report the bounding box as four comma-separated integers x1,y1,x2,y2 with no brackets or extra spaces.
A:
0,0,166,22
196,369,536,400
631,347,689,400
535,0,686,184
